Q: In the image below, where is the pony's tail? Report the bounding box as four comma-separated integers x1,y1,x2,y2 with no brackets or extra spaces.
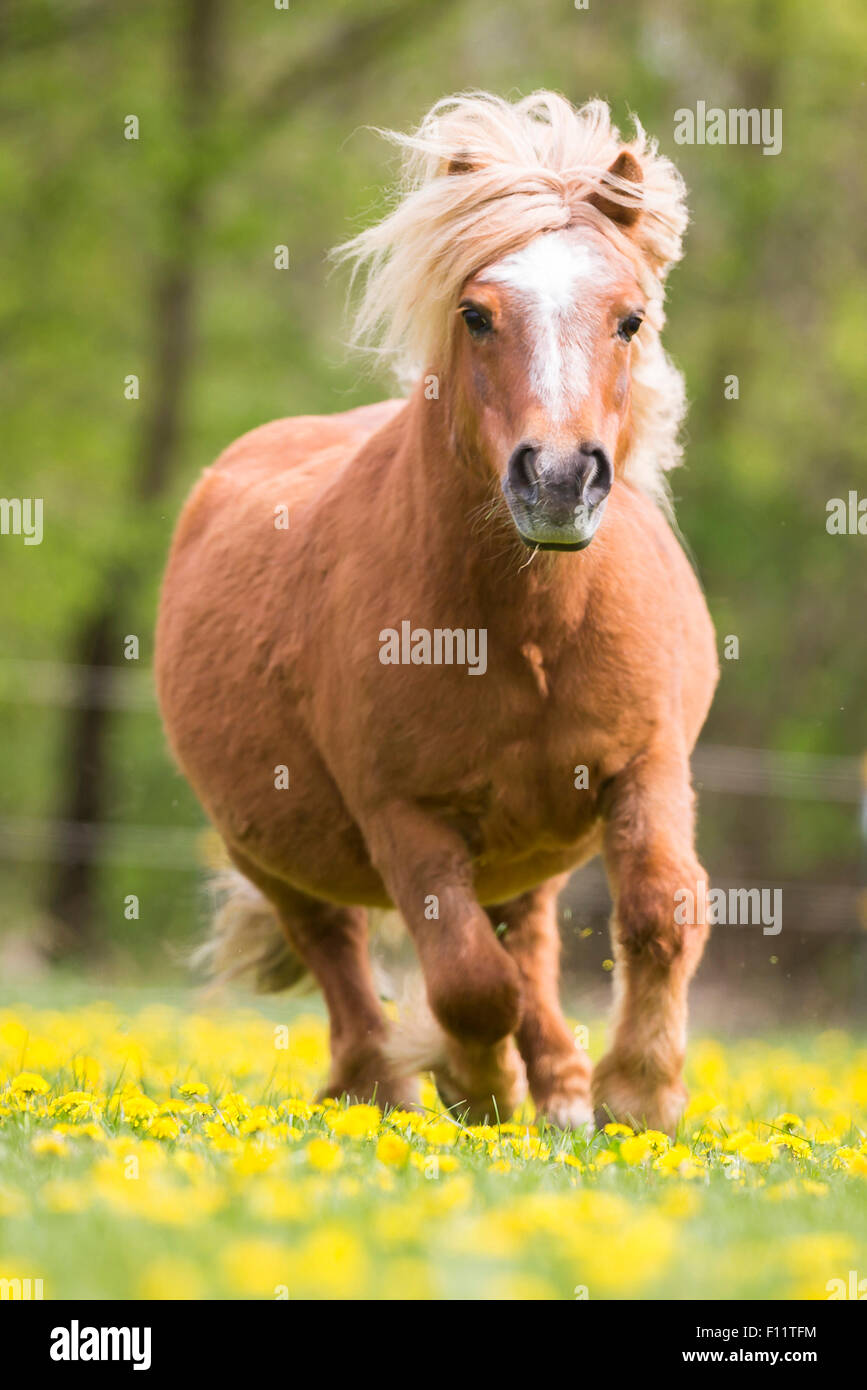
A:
382,974,450,1076
190,869,311,995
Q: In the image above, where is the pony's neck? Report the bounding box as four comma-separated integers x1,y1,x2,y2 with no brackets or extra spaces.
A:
393,381,593,623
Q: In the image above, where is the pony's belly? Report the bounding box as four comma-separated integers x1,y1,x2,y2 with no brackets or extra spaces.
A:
473,829,602,905
221,771,601,912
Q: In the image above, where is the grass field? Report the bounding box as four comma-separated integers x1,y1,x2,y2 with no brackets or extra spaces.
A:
0,983,865,1301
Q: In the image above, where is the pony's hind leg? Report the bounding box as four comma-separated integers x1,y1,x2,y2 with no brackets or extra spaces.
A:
227,851,419,1110
488,877,593,1131
366,806,527,1124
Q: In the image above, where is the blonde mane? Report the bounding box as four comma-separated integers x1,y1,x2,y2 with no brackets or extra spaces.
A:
334,91,689,509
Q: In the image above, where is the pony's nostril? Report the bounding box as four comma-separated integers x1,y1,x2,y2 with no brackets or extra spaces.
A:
577,444,613,505
508,444,540,503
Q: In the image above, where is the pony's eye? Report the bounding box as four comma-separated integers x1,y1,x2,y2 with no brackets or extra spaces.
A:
617,313,644,342
460,304,492,338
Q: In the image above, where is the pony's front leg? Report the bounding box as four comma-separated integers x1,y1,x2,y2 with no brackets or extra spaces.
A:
366,805,527,1122
489,879,593,1131
593,746,710,1135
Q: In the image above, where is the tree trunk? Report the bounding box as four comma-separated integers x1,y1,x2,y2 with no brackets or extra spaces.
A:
44,0,459,954
45,0,222,953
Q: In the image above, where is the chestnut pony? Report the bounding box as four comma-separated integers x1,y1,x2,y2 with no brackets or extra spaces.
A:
156,92,717,1133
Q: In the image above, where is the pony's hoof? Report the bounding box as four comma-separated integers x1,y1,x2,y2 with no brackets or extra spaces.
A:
433,1036,527,1124
592,1054,687,1136
317,1061,421,1113
535,1094,594,1135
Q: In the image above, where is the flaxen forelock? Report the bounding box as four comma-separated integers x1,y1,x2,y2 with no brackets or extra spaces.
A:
334,90,690,509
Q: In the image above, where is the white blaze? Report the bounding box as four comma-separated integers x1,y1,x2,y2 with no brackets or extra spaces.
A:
485,231,611,422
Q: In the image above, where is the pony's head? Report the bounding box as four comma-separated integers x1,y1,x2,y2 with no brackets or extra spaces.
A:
336,91,688,548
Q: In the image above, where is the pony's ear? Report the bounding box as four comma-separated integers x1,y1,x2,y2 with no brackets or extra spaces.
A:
444,150,479,176
586,150,643,227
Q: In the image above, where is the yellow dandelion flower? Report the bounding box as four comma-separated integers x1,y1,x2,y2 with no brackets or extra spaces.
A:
138,1257,206,1300
554,1151,583,1169
766,1179,799,1201
52,1121,103,1142
574,1213,676,1292
147,1116,180,1141
221,1238,292,1296
247,1178,309,1221
220,1092,251,1123
121,1092,159,1122
592,1149,617,1169
159,1099,193,1117
375,1257,434,1301
232,1144,279,1175
10,1071,50,1095
173,1150,204,1177
784,1232,856,1281
683,1091,721,1119
724,1129,759,1154
485,1272,560,1300
31,1132,67,1157
841,1152,867,1177
306,1137,342,1171
421,1120,458,1147
375,1133,410,1168
654,1144,702,1177
50,1090,101,1118
619,1135,653,1165
771,1133,810,1156
739,1140,775,1163
270,1122,303,1143
387,1108,422,1132
238,1106,274,1136
41,1179,89,1213
657,1186,702,1219
283,1226,368,1298
436,1153,460,1174
327,1103,381,1138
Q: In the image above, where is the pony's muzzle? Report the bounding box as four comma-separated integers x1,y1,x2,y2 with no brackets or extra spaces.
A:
504,441,612,551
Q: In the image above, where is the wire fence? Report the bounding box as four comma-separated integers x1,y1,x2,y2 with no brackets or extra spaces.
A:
1,660,864,930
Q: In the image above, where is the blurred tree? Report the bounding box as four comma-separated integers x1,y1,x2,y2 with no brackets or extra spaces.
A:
0,0,862,993
46,0,225,952
41,0,459,953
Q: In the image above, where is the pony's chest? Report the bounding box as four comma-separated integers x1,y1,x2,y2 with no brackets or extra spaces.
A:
447,650,627,857
476,714,607,855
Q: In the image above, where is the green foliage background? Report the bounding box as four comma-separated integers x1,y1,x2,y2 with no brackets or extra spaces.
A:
0,0,864,996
